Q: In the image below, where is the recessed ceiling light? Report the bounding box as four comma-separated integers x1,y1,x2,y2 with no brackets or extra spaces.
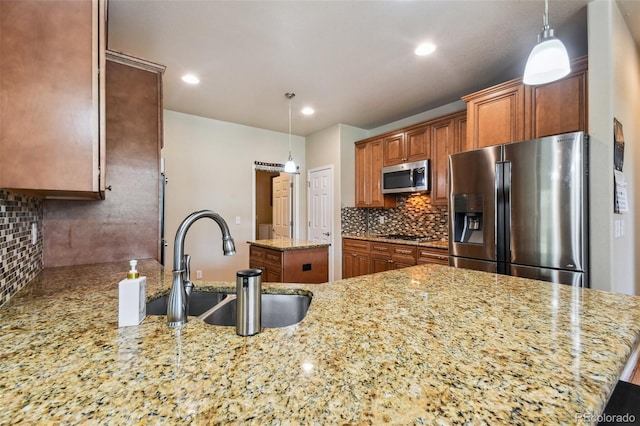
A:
301,107,315,116
414,42,437,56
181,74,200,84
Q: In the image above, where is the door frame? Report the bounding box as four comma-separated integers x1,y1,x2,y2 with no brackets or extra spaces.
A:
307,165,334,282
252,164,300,241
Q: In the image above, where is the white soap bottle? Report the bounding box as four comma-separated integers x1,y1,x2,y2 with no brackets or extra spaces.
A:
118,259,147,327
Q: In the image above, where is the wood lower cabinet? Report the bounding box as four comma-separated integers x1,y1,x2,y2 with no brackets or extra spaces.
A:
0,0,106,198
463,56,587,151
342,239,371,279
250,245,329,284
343,238,445,278
417,247,449,265
370,242,417,273
355,139,396,208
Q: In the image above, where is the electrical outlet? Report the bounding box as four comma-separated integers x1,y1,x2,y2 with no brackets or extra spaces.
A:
196,270,203,279
379,216,384,224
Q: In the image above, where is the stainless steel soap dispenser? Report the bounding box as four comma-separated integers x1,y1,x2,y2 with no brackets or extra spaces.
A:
236,269,262,336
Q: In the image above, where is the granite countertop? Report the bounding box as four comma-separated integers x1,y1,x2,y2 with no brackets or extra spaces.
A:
248,238,330,251
343,233,449,250
2,259,640,424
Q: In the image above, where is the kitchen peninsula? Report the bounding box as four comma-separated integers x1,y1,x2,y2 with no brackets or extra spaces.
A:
2,259,640,424
248,238,330,283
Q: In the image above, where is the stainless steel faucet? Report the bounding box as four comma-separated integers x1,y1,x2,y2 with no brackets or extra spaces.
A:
167,210,236,327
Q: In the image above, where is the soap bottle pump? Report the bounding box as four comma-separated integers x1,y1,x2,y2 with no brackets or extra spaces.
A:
118,259,147,327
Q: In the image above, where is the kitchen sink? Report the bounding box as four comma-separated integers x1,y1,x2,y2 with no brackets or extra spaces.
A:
146,291,230,316
203,293,312,328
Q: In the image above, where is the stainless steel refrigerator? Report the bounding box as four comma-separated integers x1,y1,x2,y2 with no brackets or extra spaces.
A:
448,131,589,287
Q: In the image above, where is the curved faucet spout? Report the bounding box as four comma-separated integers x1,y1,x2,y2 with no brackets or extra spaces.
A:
167,210,236,327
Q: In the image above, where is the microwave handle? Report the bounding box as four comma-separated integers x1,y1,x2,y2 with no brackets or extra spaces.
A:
409,168,414,186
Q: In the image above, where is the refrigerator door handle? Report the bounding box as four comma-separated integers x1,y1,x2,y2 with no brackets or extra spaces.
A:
495,162,510,265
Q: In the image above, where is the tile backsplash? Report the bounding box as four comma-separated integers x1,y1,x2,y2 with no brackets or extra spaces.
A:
0,190,43,307
342,194,448,239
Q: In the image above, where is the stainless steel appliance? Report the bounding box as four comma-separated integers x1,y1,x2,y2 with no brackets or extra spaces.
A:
382,160,429,194
448,131,589,287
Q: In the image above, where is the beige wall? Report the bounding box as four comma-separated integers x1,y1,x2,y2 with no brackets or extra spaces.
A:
163,110,305,282
588,0,640,294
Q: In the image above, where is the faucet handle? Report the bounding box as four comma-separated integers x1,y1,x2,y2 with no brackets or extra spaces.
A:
183,254,194,296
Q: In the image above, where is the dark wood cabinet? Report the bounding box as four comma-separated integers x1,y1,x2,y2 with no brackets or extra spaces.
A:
250,245,329,284
0,0,106,198
463,56,588,151
430,112,466,206
383,127,430,166
344,238,424,278
355,139,396,208
462,80,526,151
342,238,371,278
525,57,588,139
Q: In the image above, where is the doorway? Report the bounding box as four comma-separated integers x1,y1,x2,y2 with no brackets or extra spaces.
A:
254,168,295,240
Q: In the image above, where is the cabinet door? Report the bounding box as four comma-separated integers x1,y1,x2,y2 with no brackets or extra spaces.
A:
525,58,588,139
368,139,387,207
371,256,393,274
0,0,105,197
431,118,456,206
43,55,165,267
405,125,431,162
342,251,370,278
354,141,370,207
355,139,396,208
382,133,405,166
463,79,525,151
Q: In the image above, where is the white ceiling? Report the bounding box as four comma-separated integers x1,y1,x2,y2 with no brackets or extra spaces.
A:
107,0,639,137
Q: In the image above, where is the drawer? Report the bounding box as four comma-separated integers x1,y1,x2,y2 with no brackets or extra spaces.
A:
264,249,282,266
370,242,392,256
391,245,416,258
250,246,264,259
343,238,371,253
417,248,449,265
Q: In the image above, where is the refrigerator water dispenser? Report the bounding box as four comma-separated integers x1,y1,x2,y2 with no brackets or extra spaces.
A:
453,194,484,244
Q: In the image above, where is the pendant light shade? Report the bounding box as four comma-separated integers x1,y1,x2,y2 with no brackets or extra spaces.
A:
284,92,297,174
523,0,570,86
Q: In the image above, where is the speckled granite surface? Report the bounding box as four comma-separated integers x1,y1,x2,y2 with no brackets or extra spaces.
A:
343,233,449,250
2,259,640,424
248,238,330,251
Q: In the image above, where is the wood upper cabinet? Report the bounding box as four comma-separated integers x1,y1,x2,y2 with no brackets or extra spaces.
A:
42,52,165,267
463,56,587,152
383,126,430,166
355,139,396,208
0,0,106,198
431,111,466,206
525,57,588,139
382,133,405,165
462,80,525,151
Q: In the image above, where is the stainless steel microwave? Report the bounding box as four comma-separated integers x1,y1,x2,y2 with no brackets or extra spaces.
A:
381,159,430,194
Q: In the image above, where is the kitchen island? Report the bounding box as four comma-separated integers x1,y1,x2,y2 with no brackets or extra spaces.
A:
248,238,330,283
2,259,640,424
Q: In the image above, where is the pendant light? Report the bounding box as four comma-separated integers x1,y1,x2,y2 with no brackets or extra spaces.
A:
284,92,297,174
523,0,570,86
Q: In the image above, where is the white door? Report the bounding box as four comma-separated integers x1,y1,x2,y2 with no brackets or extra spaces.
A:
308,167,332,245
272,173,292,239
